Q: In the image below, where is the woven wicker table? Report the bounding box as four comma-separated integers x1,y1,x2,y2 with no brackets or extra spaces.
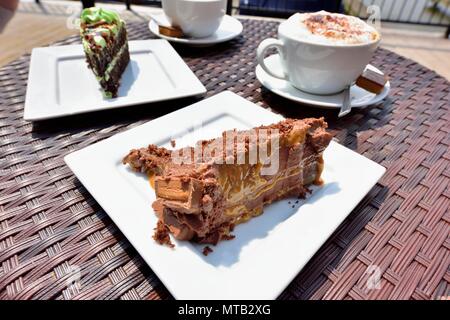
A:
0,19,449,300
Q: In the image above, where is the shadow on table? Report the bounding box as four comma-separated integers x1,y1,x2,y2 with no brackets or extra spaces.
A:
29,95,202,139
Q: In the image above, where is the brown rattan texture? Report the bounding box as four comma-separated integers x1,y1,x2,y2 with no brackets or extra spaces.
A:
0,20,449,300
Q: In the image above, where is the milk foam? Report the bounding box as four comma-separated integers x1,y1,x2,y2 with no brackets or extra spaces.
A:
281,11,379,45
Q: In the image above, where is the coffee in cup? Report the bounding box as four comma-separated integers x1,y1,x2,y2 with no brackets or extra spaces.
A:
161,0,226,38
257,11,380,95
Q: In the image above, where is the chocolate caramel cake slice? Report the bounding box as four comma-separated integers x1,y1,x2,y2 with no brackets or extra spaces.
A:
80,7,130,98
123,118,332,246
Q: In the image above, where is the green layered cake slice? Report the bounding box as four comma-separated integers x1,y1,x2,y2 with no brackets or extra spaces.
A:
80,7,130,98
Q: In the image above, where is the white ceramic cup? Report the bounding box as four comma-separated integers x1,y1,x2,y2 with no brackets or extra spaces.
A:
256,13,380,95
161,0,226,38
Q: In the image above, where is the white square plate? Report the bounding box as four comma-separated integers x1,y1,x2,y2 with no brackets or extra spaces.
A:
24,40,206,121
65,91,385,299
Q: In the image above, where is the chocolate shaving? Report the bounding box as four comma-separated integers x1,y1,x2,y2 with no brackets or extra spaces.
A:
153,220,175,248
202,246,213,256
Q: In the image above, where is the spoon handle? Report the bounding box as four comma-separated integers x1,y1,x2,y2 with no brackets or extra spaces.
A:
338,86,352,118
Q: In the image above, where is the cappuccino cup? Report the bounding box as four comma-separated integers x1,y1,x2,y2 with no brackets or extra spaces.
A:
257,12,380,95
161,0,226,38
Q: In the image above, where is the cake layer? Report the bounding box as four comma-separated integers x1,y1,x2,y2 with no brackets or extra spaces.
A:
123,118,332,245
98,43,130,98
80,7,130,98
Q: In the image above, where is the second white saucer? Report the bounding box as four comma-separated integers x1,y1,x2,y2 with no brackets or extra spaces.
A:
149,15,243,46
256,54,390,109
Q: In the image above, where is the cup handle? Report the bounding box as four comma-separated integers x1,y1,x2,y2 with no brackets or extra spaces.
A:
256,38,288,80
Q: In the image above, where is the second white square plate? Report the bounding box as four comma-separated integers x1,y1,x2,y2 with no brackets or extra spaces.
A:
24,40,206,121
65,91,385,299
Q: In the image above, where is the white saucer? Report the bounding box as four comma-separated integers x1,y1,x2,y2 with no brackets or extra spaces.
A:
149,15,243,47
256,54,390,109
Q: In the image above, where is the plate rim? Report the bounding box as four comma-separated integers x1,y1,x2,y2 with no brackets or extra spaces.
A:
64,91,386,299
23,39,206,121
256,54,390,109
148,15,243,45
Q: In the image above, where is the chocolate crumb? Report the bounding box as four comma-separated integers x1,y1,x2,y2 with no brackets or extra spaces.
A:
288,201,291,204
222,234,235,241
295,200,299,204
153,220,175,248
170,139,176,148
203,246,213,256
292,205,295,208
